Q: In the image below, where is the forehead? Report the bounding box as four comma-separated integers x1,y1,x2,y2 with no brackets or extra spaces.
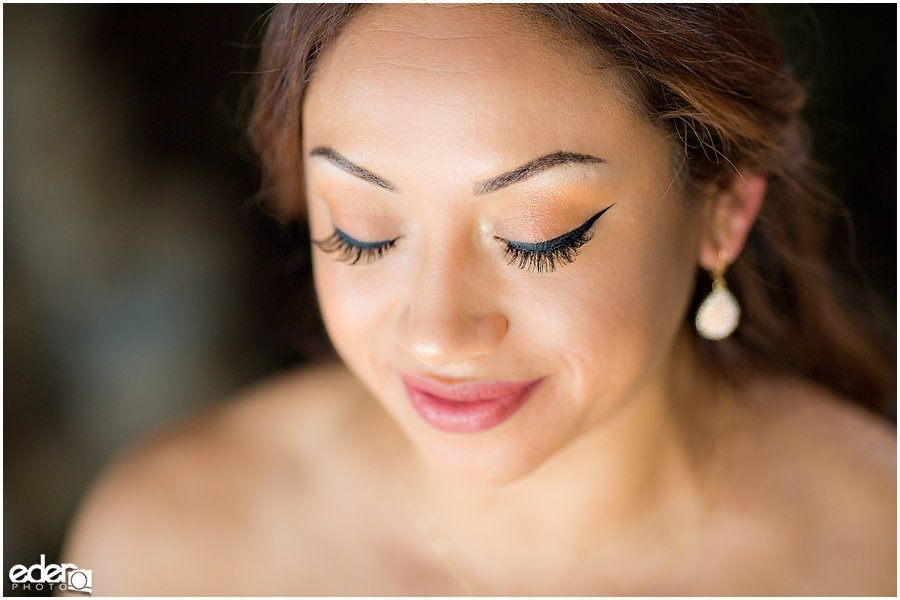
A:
302,4,651,180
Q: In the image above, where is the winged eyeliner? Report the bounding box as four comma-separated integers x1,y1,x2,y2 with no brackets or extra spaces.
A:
310,146,613,272
502,204,614,252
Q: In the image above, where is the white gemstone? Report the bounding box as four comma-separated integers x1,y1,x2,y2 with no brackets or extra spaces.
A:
695,286,740,340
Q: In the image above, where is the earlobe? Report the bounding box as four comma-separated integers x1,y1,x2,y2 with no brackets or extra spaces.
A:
698,171,767,270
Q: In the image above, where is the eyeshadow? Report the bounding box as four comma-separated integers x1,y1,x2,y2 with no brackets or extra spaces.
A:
503,204,614,251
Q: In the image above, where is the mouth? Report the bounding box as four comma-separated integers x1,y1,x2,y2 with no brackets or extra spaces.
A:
400,373,544,433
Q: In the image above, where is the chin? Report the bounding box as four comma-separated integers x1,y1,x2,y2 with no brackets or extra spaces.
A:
408,415,578,488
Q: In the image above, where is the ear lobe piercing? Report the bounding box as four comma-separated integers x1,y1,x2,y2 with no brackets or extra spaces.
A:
695,249,741,340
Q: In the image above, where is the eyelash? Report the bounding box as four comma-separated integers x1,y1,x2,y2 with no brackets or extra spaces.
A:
500,204,612,273
501,229,595,273
312,229,399,265
314,229,592,273
314,204,611,273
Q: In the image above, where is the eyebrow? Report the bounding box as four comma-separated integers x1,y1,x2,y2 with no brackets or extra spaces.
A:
475,151,606,195
308,147,606,195
309,146,396,191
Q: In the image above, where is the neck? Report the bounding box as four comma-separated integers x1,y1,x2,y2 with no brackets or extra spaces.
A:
403,329,725,593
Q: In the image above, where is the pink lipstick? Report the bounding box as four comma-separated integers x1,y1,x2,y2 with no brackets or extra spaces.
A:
401,373,543,433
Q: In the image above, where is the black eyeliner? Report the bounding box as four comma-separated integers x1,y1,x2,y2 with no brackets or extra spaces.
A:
312,227,399,265
503,204,614,252
332,227,395,249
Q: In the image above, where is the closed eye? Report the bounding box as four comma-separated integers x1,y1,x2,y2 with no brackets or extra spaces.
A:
313,227,400,265
498,204,614,273
313,204,614,272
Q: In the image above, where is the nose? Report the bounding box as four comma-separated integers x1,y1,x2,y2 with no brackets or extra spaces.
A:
395,242,508,368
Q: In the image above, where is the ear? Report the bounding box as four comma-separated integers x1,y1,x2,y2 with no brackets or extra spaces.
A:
698,171,766,271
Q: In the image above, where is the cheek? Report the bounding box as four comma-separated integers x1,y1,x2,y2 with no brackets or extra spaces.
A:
509,208,698,405
313,254,400,366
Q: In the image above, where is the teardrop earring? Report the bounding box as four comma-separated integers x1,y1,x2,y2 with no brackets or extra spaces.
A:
695,249,740,340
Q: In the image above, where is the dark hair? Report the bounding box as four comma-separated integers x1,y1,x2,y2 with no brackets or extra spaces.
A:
248,4,894,416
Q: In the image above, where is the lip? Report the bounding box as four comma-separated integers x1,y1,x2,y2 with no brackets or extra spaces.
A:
400,373,544,433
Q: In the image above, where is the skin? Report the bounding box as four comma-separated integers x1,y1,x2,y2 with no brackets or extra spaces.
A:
61,5,896,596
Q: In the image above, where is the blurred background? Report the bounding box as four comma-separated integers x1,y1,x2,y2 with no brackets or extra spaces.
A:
3,4,896,596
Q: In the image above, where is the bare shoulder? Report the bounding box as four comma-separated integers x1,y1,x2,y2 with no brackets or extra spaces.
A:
61,362,404,595
720,376,896,594
735,376,895,492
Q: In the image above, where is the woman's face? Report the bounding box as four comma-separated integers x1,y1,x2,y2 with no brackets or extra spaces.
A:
302,5,704,483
